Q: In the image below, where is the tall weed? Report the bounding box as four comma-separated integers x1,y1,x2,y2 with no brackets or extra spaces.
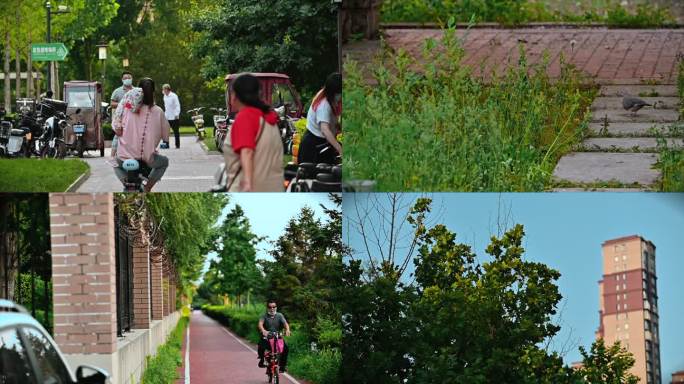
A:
344,26,595,191
381,0,674,27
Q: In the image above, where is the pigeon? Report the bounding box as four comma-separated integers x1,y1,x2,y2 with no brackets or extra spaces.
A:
622,96,652,116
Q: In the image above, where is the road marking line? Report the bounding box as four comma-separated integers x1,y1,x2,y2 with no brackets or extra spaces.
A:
162,176,214,180
185,325,190,384
219,326,303,384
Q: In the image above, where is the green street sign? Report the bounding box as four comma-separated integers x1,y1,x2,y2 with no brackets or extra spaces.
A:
31,43,69,62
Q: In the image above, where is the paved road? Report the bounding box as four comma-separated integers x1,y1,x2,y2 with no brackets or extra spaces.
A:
186,311,300,384
345,28,684,84
76,136,222,192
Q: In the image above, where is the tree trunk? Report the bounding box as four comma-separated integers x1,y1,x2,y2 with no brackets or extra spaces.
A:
4,30,11,111
14,7,20,100
27,28,33,98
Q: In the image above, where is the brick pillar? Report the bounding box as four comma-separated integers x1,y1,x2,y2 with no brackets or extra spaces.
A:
169,281,176,313
162,277,170,316
131,230,150,329
342,0,383,42
150,249,164,321
50,193,117,356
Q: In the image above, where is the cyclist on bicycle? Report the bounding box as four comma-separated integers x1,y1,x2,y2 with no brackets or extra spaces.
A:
257,299,291,372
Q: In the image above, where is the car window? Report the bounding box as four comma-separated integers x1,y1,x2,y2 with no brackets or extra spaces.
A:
21,327,71,384
0,327,35,384
271,83,295,108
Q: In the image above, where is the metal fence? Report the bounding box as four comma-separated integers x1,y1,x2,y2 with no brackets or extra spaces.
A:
114,206,134,337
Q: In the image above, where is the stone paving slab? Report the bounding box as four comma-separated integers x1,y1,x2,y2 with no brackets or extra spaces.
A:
77,136,222,192
588,122,675,136
377,28,684,84
590,97,680,110
552,152,659,185
600,85,678,96
582,137,683,151
589,108,680,123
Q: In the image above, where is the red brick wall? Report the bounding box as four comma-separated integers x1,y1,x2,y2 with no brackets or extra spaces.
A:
150,249,164,321
131,231,150,329
50,193,116,355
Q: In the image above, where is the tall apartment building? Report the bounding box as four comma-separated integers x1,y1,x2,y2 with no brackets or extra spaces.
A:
596,235,661,384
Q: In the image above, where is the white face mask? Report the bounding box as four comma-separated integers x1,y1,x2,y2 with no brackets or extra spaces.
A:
123,79,133,87
268,306,276,315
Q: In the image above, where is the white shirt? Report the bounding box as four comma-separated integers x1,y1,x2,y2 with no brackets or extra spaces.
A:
163,91,181,120
306,98,335,138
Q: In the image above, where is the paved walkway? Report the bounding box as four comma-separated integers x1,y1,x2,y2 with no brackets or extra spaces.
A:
76,136,222,192
186,311,301,384
552,85,683,189
345,28,684,84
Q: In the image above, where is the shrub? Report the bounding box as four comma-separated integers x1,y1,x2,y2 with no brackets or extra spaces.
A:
380,0,674,27
344,26,596,191
655,124,684,192
140,315,189,384
102,123,114,140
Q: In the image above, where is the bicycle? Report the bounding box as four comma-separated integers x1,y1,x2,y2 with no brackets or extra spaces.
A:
264,332,284,383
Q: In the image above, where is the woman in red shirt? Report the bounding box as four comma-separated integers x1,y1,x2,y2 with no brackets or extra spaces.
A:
223,74,284,192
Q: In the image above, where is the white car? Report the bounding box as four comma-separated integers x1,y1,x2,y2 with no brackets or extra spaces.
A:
0,299,110,384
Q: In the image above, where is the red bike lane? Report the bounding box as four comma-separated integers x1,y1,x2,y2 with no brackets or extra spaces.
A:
184,310,302,384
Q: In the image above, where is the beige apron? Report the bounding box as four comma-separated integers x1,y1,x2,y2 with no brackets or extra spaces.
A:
223,117,284,192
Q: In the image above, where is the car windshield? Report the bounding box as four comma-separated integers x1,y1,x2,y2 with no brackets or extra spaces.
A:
66,86,95,108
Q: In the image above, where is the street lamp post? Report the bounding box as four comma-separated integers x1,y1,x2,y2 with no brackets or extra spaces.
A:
97,43,108,100
46,1,51,94
45,1,69,95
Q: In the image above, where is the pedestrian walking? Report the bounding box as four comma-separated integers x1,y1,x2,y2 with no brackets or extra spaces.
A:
109,71,135,159
162,84,181,148
223,73,284,192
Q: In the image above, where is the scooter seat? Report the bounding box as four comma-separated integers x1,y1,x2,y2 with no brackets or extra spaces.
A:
296,163,317,179
315,163,332,174
11,127,29,136
332,165,342,180
316,173,340,183
311,180,342,193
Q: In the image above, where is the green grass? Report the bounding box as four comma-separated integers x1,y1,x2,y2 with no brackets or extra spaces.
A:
0,158,89,192
179,126,219,152
344,25,596,192
202,305,341,384
140,314,189,384
654,57,684,191
381,0,676,27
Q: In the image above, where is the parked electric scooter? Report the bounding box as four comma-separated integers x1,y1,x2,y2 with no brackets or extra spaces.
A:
286,143,342,192
210,107,229,152
37,108,81,159
188,107,206,140
0,107,13,157
274,105,295,155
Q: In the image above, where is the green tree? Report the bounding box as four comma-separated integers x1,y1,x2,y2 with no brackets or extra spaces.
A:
190,0,338,95
577,339,640,384
210,204,262,306
341,194,640,384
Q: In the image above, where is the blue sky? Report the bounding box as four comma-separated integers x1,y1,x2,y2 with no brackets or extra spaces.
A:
199,193,334,281
343,192,684,379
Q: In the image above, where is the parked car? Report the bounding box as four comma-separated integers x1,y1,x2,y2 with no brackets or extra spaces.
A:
0,299,110,384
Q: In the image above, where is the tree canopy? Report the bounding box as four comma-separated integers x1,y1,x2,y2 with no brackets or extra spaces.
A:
341,194,640,384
